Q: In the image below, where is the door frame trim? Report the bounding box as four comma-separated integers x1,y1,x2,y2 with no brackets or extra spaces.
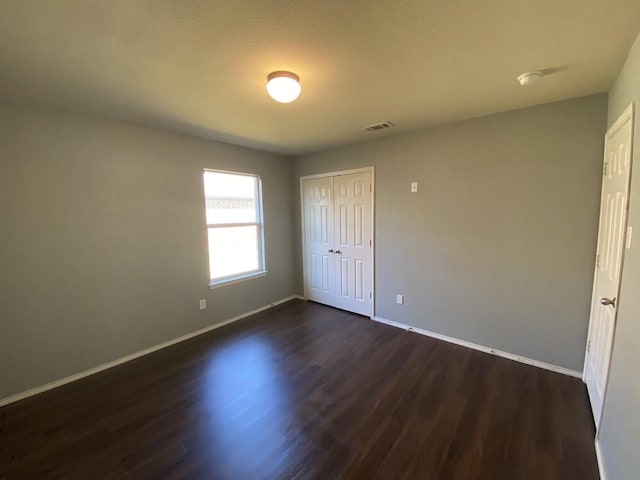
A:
583,102,634,435
299,167,376,318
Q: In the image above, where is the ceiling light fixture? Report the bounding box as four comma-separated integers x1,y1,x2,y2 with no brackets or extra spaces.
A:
517,71,544,86
266,71,301,103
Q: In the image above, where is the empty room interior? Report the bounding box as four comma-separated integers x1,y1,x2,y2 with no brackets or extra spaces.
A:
2,1,640,479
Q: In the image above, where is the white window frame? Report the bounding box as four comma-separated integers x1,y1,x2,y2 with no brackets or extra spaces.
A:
204,169,267,289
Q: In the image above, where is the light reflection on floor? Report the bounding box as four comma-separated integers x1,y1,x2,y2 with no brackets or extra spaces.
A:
197,334,299,477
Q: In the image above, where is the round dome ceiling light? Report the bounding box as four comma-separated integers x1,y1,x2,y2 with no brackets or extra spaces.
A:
517,71,544,86
266,71,301,103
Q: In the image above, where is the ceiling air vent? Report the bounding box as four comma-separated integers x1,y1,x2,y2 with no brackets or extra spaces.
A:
365,121,395,133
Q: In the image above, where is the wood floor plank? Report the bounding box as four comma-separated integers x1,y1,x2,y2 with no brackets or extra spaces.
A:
0,300,599,479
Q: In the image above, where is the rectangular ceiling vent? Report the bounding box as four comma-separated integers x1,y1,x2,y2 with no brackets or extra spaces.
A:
365,121,395,133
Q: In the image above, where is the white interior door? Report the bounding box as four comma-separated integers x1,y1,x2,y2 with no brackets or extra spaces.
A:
302,169,374,316
332,172,373,316
302,177,336,307
585,104,634,427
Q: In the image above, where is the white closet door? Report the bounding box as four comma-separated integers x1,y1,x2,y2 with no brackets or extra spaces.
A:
332,172,373,316
302,177,337,307
302,170,374,316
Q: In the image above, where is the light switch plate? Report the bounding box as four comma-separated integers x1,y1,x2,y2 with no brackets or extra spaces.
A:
199,299,207,310
396,294,404,305
410,182,418,193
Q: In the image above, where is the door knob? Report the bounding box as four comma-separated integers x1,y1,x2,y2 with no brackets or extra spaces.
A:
600,297,616,307
328,249,334,253
335,250,342,254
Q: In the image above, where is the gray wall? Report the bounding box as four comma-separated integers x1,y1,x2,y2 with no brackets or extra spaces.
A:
598,32,640,480
0,106,297,399
294,95,608,371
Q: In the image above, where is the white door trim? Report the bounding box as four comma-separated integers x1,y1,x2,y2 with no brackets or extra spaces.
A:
300,167,375,318
583,102,634,434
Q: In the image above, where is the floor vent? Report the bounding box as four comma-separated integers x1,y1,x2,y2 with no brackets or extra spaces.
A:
365,121,395,133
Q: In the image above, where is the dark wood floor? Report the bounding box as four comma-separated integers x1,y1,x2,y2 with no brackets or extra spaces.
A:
0,300,599,480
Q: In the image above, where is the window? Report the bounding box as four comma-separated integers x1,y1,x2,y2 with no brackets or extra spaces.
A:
203,170,266,287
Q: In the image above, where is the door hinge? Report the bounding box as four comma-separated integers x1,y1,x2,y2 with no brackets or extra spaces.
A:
369,239,372,247
369,184,372,192
369,292,372,299
603,162,607,177
596,253,600,269
587,339,591,352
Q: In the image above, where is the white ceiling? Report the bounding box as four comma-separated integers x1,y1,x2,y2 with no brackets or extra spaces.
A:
1,1,639,155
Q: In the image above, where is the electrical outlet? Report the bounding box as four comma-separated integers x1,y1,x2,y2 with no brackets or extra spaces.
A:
199,299,207,310
410,182,418,193
396,294,404,305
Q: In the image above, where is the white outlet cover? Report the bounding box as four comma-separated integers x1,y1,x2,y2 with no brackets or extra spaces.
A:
396,294,404,305
199,299,207,310
410,182,418,193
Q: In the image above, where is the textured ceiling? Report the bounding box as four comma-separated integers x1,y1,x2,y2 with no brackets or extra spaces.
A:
1,1,639,155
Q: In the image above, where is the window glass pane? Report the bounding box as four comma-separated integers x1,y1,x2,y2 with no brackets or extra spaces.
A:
208,226,260,280
204,171,257,224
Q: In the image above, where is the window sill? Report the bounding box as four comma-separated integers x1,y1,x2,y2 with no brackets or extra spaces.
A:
208,270,268,290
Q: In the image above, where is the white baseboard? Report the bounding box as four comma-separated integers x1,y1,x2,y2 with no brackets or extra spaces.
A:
0,295,304,408
595,439,607,480
372,316,583,378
